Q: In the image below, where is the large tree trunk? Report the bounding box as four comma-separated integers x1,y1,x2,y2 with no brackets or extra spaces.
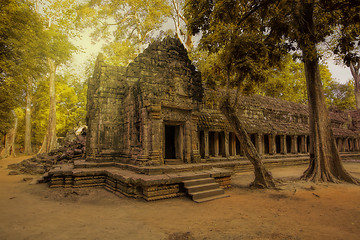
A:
0,111,18,158
24,77,32,155
220,97,275,188
297,2,358,184
38,58,57,154
350,61,360,109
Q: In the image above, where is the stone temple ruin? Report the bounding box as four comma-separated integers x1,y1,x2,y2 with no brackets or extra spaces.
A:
47,37,360,202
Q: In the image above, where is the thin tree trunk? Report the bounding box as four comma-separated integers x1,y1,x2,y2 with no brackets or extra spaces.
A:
24,77,32,155
171,0,193,51
220,97,275,188
38,58,57,154
0,111,18,158
297,2,358,184
350,61,360,109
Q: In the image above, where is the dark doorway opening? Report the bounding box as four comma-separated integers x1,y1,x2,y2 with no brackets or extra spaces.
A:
236,135,241,155
275,135,281,153
219,131,225,156
264,134,270,154
209,131,215,156
286,136,292,153
307,136,310,152
199,131,205,158
165,125,176,159
250,134,256,146
297,136,302,153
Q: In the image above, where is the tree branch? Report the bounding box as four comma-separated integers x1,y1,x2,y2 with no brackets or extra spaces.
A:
236,0,279,27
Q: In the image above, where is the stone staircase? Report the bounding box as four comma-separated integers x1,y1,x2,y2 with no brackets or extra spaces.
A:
183,177,229,203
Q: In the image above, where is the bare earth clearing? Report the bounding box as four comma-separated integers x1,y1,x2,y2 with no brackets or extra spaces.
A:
0,156,359,240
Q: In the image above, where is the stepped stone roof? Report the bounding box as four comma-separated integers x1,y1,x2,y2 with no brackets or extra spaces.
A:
198,89,360,137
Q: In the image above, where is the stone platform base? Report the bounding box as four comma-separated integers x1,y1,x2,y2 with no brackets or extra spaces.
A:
46,164,232,201
45,152,360,201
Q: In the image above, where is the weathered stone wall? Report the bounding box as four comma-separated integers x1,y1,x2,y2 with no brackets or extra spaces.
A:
86,54,128,161
126,37,203,106
87,37,204,165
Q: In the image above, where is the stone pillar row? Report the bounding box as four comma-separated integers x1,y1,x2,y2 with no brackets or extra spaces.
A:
199,131,360,160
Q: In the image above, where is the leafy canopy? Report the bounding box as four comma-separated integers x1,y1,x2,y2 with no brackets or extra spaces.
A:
78,0,172,66
185,0,360,88
0,0,47,135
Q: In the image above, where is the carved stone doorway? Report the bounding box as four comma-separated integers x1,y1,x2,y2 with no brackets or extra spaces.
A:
164,124,183,162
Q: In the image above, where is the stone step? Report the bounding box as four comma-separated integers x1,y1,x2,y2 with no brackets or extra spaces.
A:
186,182,220,194
194,194,230,203
164,159,184,165
190,188,225,201
183,178,215,188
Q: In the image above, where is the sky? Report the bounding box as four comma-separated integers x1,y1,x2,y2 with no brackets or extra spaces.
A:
326,59,353,83
71,31,354,84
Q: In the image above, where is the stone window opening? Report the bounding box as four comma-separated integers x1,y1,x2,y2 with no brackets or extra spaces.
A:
306,136,310,152
199,131,205,159
348,138,353,152
207,131,225,157
229,132,240,156
250,134,256,147
164,124,183,160
229,132,234,156
219,131,225,156
235,136,242,155
275,135,281,154
297,136,302,153
286,136,292,153
264,134,270,154
209,131,215,157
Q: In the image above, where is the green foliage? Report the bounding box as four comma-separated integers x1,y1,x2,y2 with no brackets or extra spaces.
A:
55,73,87,138
185,0,360,88
78,0,172,66
257,56,308,104
45,27,77,66
0,0,47,135
185,0,288,90
29,77,49,147
26,72,87,148
258,55,355,109
102,40,138,66
325,80,355,110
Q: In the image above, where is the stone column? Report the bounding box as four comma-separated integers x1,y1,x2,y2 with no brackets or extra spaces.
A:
355,138,360,152
300,135,306,153
256,134,263,155
191,114,201,163
337,138,342,152
204,130,209,159
136,107,150,165
291,135,297,154
185,121,191,163
225,131,230,157
340,138,345,152
280,135,286,154
148,105,162,165
269,134,275,155
344,138,349,152
214,132,219,156
230,133,236,156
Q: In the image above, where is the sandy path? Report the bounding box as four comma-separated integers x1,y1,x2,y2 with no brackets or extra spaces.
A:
0,156,359,240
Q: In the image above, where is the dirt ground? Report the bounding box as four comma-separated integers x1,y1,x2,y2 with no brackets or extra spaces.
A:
0,156,359,240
